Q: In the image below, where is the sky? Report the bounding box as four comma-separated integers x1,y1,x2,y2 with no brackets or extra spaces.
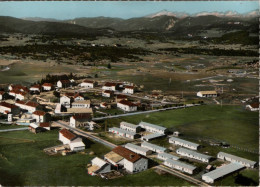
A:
0,1,258,20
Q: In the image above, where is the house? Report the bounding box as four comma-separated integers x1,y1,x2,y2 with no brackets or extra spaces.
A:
108,127,139,139
102,82,118,91
57,80,71,88
176,148,212,163
88,157,111,176
141,141,167,153
15,100,41,113
15,92,27,101
71,100,91,108
59,129,85,152
8,84,29,93
32,110,50,123
115,94,127,103
28,123,42,134
123,86,135,94
197,91,218,98
70,113,92,128
164,159,196,174
120,121,141,133
104,146,148,173
246,102,259,111
217,152,256,168
30,84,41,92
0,102,20,115
141,133,165,141
169,137,200,150
139,121,167,135
39,122,51,131
202,163,245,183
100,102,110,109
157,152,179,161
102,90,114,98
28,122,51,133
81,80,96,88
73,93,85,101
60,95,73,108
42,83,53,91
124,143,152,156
0,91,8,100
117,100,137,112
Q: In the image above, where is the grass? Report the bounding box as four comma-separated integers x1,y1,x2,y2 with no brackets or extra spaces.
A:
0,124,28,130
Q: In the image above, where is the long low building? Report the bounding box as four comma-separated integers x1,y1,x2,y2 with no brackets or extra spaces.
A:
109,127,138,139
202,163,245,183
176,148,212,163
169,137,200,150
164,159,196,174
141,133,165,141
139,121,167,134
157,152,179,161
120,121,141,133
141,141,167,153
217,152,257,168
124,143,152,156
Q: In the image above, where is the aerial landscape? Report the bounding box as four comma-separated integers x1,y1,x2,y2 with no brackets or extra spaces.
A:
0,1,259,186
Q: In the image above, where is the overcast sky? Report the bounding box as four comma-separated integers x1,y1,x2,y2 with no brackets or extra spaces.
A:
0,1,258,19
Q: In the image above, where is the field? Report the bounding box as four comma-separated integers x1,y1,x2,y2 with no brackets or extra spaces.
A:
0,129,192,186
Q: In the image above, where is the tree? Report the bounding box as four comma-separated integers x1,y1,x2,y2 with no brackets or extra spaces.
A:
107,63,111,69
94,74,98,78
53,91,60,98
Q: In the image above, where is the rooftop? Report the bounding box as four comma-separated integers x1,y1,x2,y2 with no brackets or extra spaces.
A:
169,137,200,148
112,146,142,163
120,121,139,129
104,82,117,87
32,110,46,116
142,133,164,140
158,152,179,160
104,151,124,163
198,91,217,95
59,128,77,140
141,141,167,152
165,159,196,170
72,113,92,121
177,147,212,160
109,127,136,136
42,83,53,87
218,152,256,165
118,100,137,107
0,102,18,109
139,121,167,131
125,143,150,153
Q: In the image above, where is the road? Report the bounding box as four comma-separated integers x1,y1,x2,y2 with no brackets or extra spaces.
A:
92,104,200,121
53,120,116,149
0,127,28,132
156,165,209,186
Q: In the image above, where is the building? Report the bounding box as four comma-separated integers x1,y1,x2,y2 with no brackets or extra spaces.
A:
104,146,148,173
102,90,114,98
0,102,20,115
141,141,167,153
108,127,138,139
157,152,179,161
246,102,259,111
15,100,41,113
70,113,92,128
32,111,50,123
100,102,110,109
16,92,27,101
123,86,135,94
28,123,42,134
28,122,51,133
102,82,118,91
176,148,212,163
59,129,85,152
169,137,200,150
117,100,137,112
120,121,141,133
81,80,96,88
71,100,91,108
88,157,111,176
8,84,29,93
164,159,196,174
202,163,245,183
0,91,8,100
139,121,167,135
57,80,71,88
42,83,53,91
30,84,41,92
217,152,256,168
60,95,72,108
124,143,152,156
141,133,165,141
197,91,218,98
115,94,127,103
73,93,85,101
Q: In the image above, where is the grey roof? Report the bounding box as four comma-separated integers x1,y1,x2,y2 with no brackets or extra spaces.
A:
177,147,212,160
202,163,244,180
158,152,179,161
125,143,150,153
141,141,167,152
142,133,164,140
109,127,136,136
139,121,166,131
218,152,256,166
165,159,196,170
120,121,139,129
169,137,199,148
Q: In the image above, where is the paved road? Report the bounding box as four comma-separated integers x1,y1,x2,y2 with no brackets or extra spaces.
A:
0,127,28,132
53,121,116,149
156,165,209,186
92,104,200,121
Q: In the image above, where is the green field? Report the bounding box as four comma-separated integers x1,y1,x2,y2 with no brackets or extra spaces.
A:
0,124,28,130
0,129,192,186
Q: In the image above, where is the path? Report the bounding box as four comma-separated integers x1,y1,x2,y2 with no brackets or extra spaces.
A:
0,127,28,132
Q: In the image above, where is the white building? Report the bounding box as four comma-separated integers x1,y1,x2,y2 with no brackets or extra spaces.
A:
73,93,85,101
120,121,141,133
15,100,41,113
176,148,212,163
169,137,200,150
123,86,135,94
246,103,259,111
141,141,167,153
197,91,218,97
71,100,90,108
102,90,114,98
88,157,111,176
102,82,118,91
109,127,138,139
59,129,85,152
141,133,165,141
16,92,27,101
42,83,53,91
70,113,91,128
57,80,71,88
32,110,50,123
0,102,20,115
124,143,152,156
217,152,256,168
80,80,96,88
60,95,72,108
139,121,167,134
157,152,179,161
164,159,196,174
117,100,137,112
30,84,41,92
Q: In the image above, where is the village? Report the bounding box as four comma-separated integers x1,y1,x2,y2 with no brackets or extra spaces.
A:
0,73,258,185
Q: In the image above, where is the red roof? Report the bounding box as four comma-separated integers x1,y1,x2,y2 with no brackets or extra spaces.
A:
104,90,114,94
72,113,91,121
33,110,46,116
73,93,84,99
116,94,127,99
42,83,53,87
59,80,70,84
118,100,136,107
16,100,39,108
59,129,77,140
112,146,142,163
10,85,29,92
39,122,50,127
104,82,117,87
250,102,259,109
31,84,41,89
0,102,18,109
83,80,94,84
0,91,5,95
125,86,134,89
17,92,27,96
